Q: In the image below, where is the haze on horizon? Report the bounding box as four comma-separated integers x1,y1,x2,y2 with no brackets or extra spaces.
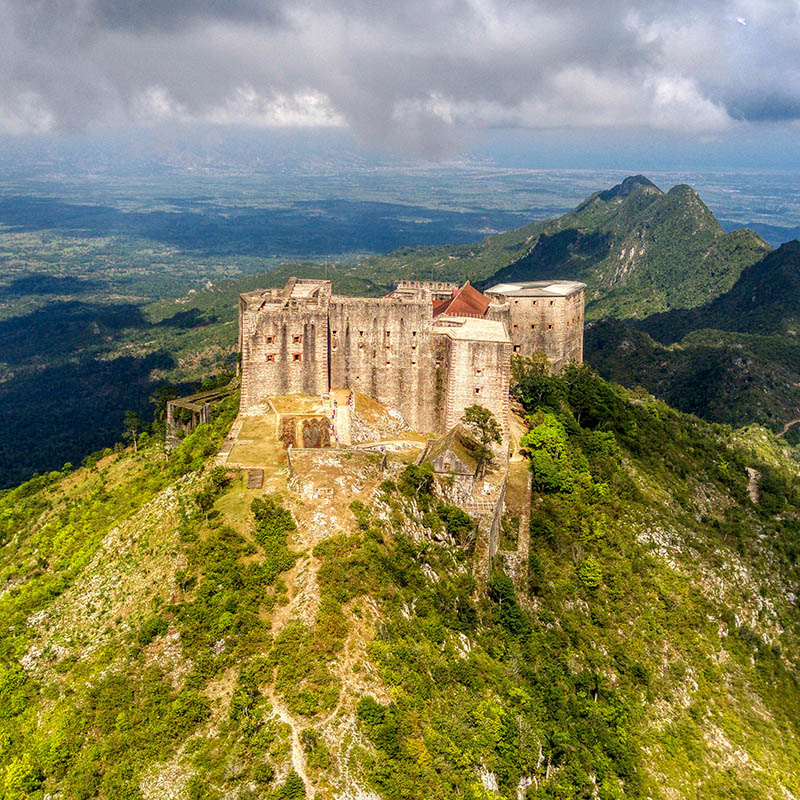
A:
2,0,800,169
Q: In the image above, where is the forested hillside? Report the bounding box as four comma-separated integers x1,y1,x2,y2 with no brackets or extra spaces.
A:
2,366,799,799
316,176,769,323
484,176,770,318
585,241,800,434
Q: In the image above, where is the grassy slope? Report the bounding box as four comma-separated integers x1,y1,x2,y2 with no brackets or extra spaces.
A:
1,369,800,799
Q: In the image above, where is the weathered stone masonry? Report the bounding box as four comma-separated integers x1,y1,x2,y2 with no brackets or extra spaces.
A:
485,280,585,372
239,277,585,437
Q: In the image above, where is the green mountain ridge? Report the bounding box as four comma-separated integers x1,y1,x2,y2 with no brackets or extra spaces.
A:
342,174,770,320
484,177,771,318
635,240,800,344
2,368,800,799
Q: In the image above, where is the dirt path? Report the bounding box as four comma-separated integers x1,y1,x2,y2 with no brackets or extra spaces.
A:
268,688,313,797
777,418,800,437
508,412,528,463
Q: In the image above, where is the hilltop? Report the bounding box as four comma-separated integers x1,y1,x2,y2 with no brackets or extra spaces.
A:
2,366,800,798
0,177,778,486
483,176,770,318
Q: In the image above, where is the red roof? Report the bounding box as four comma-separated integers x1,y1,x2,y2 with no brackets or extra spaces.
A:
432,281,491,318
432,298,451,316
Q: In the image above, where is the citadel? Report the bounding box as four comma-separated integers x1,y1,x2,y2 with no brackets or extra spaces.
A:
165,274,587,570
238,276,585,441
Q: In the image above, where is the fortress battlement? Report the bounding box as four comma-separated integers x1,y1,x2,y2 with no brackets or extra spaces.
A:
238,277,584,438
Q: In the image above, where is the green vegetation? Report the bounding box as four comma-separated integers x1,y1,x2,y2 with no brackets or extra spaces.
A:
345,358,800,798
586,242,800,432
461,404,503,477
1,362,800,797
485,176,770,319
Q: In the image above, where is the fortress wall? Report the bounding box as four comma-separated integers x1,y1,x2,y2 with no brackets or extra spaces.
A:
431,335,452,433
503,289,584,372
240,303,329,410
395,280,459,300
238,277,582,436
440,336,511,442
486,303,511,326
562,290,584,365
328,296,441,431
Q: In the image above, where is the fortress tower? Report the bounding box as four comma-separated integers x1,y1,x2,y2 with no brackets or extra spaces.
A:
484,280,585,372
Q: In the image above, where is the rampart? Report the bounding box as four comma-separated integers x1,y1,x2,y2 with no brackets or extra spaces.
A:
239,277,584,438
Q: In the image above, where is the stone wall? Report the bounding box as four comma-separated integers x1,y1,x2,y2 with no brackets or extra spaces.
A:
239,295,329,409
328,294,443,432
436,330,512,442
394,279,459,300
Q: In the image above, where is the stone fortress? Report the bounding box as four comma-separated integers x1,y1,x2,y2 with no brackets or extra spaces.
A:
238,276,585,441
213,275,587,579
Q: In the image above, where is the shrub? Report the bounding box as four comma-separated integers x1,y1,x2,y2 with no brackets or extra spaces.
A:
398,463,434,502
279,769,306,798
488,574,531,637
251,496,298,583
136,615,169,646
577,557,603,590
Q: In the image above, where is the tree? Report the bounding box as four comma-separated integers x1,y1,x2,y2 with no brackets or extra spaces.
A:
461,404,502,477
122,411,142,453
196,487,215,521
511,353,564,412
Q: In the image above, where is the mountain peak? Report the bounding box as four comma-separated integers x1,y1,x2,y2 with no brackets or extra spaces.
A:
596,175,661,202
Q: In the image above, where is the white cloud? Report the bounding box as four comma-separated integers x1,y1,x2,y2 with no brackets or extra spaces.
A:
205,86,345,127
647,75,732,132
132,86,185,123
1,0,798,153
0,93,55,136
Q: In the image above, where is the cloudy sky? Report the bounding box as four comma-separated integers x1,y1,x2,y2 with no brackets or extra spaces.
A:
2,0,799,158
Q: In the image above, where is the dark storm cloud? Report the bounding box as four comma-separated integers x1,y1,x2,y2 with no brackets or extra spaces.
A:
729,93,800,123
1,0,799,153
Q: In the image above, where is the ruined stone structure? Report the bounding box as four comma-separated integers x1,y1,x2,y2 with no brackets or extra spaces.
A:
165,385,237,450
239,276,585,438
